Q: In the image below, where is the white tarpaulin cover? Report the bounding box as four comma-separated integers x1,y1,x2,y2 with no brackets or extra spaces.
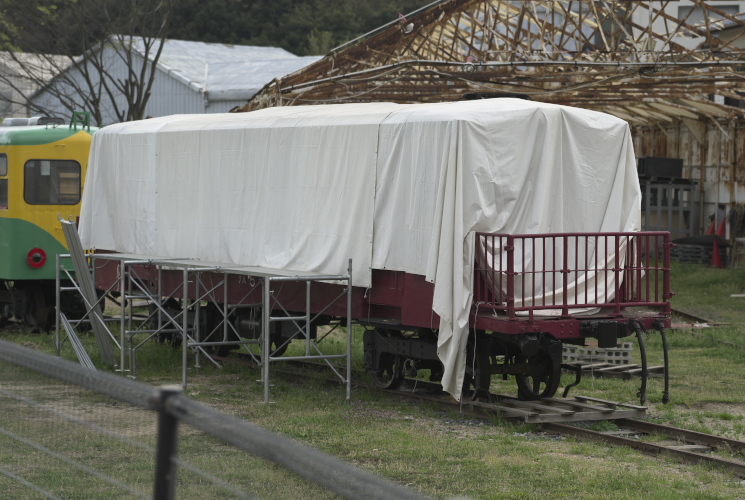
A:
80,99,640,400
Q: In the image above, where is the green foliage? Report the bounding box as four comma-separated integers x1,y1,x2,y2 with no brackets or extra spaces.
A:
669,261,745,323
588,420,619,432
168,0,427,56
307,29,334,55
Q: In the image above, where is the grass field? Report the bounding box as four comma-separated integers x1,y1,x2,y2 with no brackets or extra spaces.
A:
2,261,745,499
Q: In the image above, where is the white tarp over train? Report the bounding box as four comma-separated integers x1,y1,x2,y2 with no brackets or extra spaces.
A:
80,99,641,400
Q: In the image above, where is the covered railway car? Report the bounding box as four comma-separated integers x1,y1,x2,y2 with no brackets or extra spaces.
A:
80,100,671,401
0,114,97,330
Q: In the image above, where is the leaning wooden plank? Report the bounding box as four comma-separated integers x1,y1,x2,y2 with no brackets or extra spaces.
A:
465,400,538,418
577,362,613,369
574,395,647,410
626,366,665,375
541,398,616,413
501,400,576,415
596,364,640,372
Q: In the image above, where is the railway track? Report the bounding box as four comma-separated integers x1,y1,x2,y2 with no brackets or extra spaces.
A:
541,420,745,478
420,395,745,477
392,386,745,477
209,354,745,477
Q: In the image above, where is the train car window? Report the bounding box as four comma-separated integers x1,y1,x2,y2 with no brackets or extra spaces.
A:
24,159,81,205
0,179,7,209
0,154,6,176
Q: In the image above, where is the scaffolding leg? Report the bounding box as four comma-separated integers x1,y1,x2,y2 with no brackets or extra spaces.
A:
346,259,353,401
182,269,189,389
55,254,61,357
120,260,126,375
263,276,271,403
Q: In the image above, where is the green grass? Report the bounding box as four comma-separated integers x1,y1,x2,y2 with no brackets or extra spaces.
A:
2,262,745,498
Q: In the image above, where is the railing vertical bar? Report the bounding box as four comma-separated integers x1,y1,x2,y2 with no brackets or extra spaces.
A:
552,236,557,307
626,236,632,302
655,234,661,303
541,237,547,307
629,237,649,301
497,236,502,303
584,235,589,306
520,238,526,311
507,235,515,319
663,233,671,313
491,235,496,306
562,236,569,316
574,235,579,306
594,235,599,304
489,235,494,305
531,237,536,307
476,234,482,304
604,235,610,308
614,235,621,315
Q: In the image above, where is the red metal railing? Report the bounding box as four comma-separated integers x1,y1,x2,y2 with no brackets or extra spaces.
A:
474,232,672,319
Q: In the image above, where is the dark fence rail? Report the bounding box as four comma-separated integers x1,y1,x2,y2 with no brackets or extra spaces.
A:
474,231,672,318
0,340,431,500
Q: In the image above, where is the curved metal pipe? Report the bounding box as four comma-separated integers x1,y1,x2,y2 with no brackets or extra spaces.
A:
654,321,670,404
561,363,582,398
629,320,648,405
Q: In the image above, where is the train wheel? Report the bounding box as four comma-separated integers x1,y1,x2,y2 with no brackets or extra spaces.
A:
463,346,493,401
371,352,405,390
22,284,52,333
269,340,289,357
514,351,561,400
0,282,9,327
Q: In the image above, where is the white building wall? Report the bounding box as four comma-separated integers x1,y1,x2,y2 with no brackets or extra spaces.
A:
30,47,235,126
0,72,33,117
0,60,51,118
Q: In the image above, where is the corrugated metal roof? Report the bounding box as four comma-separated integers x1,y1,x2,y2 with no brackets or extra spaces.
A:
707,12,745,31
206,57,322,100
128,37,319,100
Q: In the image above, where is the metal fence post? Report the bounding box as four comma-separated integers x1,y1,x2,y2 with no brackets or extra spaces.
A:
152,386,182,500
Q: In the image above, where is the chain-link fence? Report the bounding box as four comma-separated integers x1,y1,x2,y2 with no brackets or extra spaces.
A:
0,339,431,499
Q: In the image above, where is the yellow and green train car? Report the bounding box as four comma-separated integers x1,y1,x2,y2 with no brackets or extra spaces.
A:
0,115,97,330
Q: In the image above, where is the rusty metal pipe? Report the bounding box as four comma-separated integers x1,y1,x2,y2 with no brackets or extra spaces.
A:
629,320,648,405
654,320,670,404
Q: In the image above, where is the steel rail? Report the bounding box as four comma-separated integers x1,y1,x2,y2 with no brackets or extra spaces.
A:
670,307,715,325
616,418,745,455
541,422,745,478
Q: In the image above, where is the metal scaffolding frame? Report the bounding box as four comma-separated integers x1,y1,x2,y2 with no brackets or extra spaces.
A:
56,246,354,402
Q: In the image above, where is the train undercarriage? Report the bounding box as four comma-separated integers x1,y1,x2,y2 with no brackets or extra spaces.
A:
48,230,672,403
0,280,87,331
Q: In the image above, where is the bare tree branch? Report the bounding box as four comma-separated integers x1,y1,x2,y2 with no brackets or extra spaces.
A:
0,0,179,125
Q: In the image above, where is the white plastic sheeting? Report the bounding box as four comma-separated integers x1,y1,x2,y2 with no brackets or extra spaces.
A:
80,99,640,400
